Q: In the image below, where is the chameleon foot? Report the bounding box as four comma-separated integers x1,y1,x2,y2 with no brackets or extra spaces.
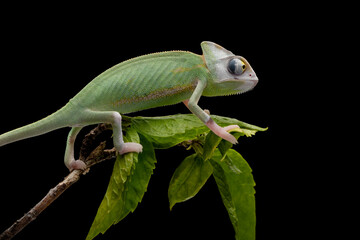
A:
69,160,87,171
206,119,239,144
119,142,143,155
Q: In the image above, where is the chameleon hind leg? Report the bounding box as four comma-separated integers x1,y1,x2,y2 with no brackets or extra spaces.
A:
64,127,86,171
84,110,143,154
64,110,143,171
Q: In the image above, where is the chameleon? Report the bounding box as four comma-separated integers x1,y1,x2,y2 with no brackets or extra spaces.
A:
0,41,258,171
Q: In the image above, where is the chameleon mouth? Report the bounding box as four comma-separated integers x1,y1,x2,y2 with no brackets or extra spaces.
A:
248,79,259,91
236,78,258,93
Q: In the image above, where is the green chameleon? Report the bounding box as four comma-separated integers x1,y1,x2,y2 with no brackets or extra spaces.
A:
0,41,258,171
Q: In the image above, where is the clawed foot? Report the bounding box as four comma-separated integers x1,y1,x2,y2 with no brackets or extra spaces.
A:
69,160,87,171
67,143,143,171
217,125,239,144
206,119,239,144
119,142,143,155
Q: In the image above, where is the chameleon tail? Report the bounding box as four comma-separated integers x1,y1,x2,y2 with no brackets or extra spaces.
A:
0,106,73,147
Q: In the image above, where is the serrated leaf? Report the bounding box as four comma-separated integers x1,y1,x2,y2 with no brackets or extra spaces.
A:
120,135,156,219
203,129,242,161
218,130,242,157
117,128,139,183
131,114,267,149
86,133,156,240
168,153,213,210
211,115,267,132
230,127,257,137
131,114,207,148
210,149,256,240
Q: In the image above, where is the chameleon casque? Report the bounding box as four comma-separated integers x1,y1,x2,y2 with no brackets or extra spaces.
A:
0,41,258,171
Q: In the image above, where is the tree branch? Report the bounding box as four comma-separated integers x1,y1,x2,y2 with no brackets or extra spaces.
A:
0,124,116,240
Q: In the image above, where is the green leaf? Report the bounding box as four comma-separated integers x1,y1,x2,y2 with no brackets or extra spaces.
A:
130,114,267,149
203,131,223,161
168,153,213,210
86,133,156,240
118,128,139,183
218,130,242,157
203,128,242,161
85,114,264,239
131,114,208,148
210,149,256,240
211,115,267,132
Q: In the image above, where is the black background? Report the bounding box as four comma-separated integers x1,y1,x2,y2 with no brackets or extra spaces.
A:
0,4,337,240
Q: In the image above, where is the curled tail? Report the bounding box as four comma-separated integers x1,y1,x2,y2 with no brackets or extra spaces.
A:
0,105,73,147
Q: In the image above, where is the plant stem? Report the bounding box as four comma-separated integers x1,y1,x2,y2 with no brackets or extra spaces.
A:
0,170,81,240
0,124,115,240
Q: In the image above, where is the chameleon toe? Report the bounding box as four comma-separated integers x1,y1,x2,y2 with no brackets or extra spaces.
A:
119,142,143,155
69,160,87,171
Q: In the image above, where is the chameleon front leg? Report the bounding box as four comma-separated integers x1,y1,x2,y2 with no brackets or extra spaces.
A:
184,80,239,144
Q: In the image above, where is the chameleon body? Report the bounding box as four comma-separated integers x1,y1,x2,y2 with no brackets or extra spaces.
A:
0,41,258,171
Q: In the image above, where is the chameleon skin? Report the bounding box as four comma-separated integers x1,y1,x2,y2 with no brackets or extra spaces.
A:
71,51,207,113
0,41,258,171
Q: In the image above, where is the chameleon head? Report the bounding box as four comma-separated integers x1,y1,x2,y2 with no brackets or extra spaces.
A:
201,41,258,96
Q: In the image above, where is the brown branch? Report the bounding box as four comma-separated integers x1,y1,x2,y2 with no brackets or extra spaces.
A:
0,124,116,240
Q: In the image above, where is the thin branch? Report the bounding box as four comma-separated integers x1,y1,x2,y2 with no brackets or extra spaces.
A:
0,124,116,240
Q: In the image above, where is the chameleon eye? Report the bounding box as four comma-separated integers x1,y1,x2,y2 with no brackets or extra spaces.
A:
227,58,246,75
